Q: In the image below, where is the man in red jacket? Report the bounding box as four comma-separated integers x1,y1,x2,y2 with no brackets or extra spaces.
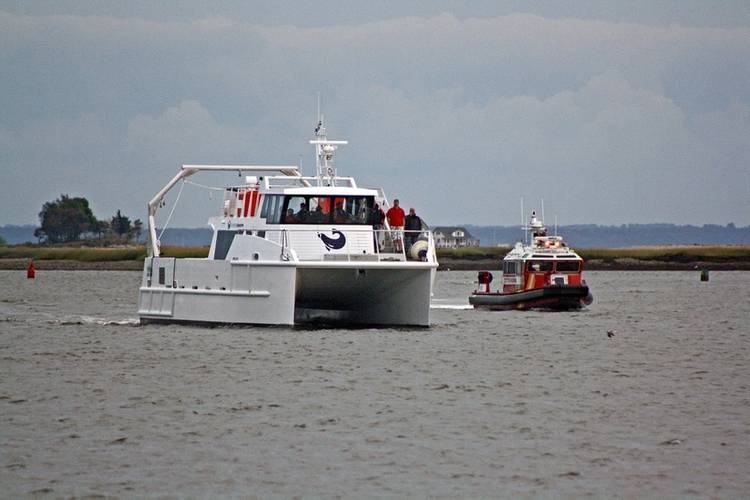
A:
386,198,406,252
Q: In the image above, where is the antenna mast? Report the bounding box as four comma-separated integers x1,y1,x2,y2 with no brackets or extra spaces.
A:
520,197,525,244
310,102,347,186
317,92,320,124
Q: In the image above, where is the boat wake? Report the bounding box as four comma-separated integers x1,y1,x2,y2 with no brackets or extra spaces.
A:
430,304,474,310
55,316,141,326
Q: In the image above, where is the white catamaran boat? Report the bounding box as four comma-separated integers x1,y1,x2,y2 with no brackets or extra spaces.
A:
138,119,438,326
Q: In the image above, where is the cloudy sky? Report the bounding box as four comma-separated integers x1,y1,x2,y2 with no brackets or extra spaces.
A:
1,1,749,227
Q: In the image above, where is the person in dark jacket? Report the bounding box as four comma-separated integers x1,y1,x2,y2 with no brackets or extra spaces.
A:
296,202,309,222
404,207,425,249
371,203,385,250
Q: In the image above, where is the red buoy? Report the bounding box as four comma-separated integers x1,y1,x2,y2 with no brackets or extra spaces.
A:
27,260,35,279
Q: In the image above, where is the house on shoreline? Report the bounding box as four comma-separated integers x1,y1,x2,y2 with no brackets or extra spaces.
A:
433,226,480,248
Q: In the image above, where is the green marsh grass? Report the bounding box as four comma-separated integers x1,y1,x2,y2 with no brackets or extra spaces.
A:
436,246,511,260
437,245,750,262
0,245,209,261
578,246,750,262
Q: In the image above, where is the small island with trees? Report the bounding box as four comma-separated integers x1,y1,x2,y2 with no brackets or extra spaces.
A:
32,194,143,245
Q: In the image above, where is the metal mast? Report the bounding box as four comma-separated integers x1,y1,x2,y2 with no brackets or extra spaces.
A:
310,113,347,187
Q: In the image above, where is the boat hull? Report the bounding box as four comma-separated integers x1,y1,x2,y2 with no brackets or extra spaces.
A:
470,284,592,311
293,265,433,326
138,257,435,327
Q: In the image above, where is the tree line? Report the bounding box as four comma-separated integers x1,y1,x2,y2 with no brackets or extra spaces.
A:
33,194,143,244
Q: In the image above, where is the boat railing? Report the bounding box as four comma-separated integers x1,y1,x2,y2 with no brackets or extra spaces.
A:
372,188,398,234
280,228,291,261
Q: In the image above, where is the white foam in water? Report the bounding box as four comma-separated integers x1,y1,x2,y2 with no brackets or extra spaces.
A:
57,316,141,326
430,304,474,310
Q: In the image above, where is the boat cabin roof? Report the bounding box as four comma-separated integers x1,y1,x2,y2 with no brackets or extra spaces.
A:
504,253,582,260
224,175,379,198
262,175,359,190
281,186,379,197
504,240,582,261
223,184,379,197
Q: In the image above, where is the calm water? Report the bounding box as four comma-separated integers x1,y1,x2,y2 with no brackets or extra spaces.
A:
1,270,749,497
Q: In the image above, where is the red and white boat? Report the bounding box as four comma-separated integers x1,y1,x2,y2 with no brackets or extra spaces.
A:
469,211,593,311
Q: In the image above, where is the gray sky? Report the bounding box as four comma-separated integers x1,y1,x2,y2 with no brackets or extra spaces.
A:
1,1,749,227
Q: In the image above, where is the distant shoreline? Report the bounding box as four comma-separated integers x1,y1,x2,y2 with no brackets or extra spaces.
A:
437,258,750,271
436,244,750,271
0,259,144,271
1,245,749,271
1,258,749,272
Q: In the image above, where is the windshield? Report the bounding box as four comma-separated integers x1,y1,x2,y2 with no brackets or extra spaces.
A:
555,261,581,273
274,195,374,225
527,260,553,272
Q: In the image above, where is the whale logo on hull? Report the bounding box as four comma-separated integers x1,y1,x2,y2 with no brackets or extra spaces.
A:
318,230,346,251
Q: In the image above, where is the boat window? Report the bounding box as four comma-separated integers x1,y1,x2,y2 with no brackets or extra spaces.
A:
334,196,372,224
503,261,520,275
306,196,331,223
527,260,553,272
282,196,306,223
214,230,240,260
261,195,283,224
260,194,270,218
280,196,374,225
555,261,581,273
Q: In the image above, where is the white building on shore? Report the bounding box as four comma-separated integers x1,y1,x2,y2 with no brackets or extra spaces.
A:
433,226,479,248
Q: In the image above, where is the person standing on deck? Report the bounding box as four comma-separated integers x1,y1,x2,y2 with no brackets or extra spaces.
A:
371,202,386,250
386,199,405,252
404,207,425,250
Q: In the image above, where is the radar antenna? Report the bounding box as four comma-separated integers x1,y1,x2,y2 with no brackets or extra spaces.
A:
522,209,547,241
